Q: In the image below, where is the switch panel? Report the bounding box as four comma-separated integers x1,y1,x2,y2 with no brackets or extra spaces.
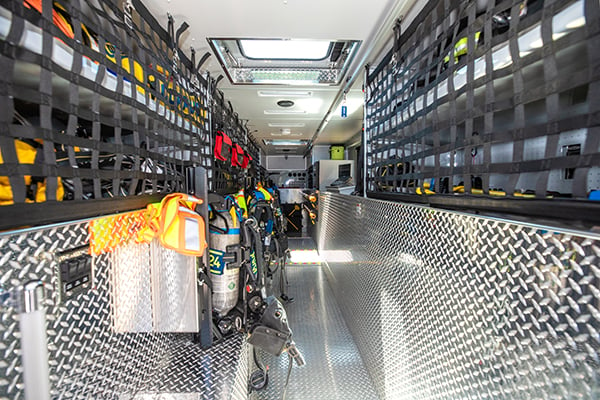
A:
56,245,92,302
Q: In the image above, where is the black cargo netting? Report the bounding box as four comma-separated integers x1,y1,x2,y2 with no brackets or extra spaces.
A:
210,86,261,194
366,0,600,200
0,0,211,205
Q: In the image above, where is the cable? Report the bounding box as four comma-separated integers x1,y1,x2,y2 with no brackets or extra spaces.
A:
249,347,269,392
253,346,265,370
268,237,281,275
279,250,294,303
281,352,293,400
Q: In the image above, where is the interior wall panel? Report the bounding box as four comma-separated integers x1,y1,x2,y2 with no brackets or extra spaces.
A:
0,215,247,400
319,192,600,400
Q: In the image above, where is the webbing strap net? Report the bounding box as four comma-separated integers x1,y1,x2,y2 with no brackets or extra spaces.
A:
210,86,261,195
366,0,600,200
0,0,211,206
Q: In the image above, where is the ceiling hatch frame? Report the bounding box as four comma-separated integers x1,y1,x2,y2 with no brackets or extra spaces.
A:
207,38,362,85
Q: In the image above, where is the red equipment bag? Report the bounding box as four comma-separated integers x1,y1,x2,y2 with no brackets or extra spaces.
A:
232,143,245,167
214,131,232,161
241,153,252,169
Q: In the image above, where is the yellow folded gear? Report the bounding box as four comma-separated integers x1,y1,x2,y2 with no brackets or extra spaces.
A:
160,193,208,256
416,187,435,195
137,193,207,256
0,140,36,194
255,182,273,201
35,178,65,202
0,139,63,204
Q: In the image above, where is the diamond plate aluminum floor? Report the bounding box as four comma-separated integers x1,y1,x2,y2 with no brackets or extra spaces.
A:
288,238,317,251
253,262,379,400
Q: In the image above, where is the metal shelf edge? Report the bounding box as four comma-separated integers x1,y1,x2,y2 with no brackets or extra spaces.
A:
0,194,166,231
367,191,600,230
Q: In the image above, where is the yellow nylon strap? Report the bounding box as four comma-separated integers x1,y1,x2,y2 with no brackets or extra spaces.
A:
234,189,248,218
136,202,161,244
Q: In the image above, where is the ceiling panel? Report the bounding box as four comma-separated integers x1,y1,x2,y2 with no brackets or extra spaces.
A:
139,0,407,156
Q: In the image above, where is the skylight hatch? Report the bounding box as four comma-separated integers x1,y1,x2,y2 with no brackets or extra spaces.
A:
208,38,361,85
239,39,332,60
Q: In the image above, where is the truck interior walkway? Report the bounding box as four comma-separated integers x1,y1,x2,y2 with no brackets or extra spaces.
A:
253,238,378,400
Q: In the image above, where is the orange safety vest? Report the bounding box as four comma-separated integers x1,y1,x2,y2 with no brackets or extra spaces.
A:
137,193,207,256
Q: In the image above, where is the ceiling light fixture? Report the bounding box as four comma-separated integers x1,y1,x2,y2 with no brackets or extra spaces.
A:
271,132,304,137
264,109,307,115
263,139,309,146
249,69,323,85
258,91,313,97
268,122,306,128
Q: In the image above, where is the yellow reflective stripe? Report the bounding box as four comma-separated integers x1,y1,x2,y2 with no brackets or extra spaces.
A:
229,208,239,228
257,187,272,201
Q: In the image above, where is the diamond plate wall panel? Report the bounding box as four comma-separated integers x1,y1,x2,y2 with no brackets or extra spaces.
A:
112,241,153,332
319,193,600,400
0,215,248,400
231,339,250,400
150,241,199,333
135,334,248,400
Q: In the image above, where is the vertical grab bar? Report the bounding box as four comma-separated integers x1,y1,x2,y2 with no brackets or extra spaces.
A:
19,280,50,400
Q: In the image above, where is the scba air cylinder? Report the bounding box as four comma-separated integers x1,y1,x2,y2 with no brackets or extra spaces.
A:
209,208,241,317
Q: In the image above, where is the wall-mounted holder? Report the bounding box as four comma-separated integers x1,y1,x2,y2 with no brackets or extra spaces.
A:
1,281,50,400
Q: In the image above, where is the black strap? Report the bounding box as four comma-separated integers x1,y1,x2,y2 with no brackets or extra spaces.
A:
365,0,599,200
0,0,212,207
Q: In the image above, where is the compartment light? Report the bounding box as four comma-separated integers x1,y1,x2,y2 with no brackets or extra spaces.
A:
271,132,303,137
555,1,586,31
518,25,542,56
264,109,307,115
268,122,306,128
258,90,313,97
566,17,585,29
288,250,321,264
263,139,309,146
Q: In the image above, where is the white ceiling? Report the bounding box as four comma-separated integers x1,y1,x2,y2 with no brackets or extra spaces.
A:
139,0,416,156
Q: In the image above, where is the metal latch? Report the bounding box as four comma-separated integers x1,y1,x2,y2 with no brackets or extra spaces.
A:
286,341,305,367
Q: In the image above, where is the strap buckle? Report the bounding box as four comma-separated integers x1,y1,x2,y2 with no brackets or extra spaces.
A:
123,0,134,30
